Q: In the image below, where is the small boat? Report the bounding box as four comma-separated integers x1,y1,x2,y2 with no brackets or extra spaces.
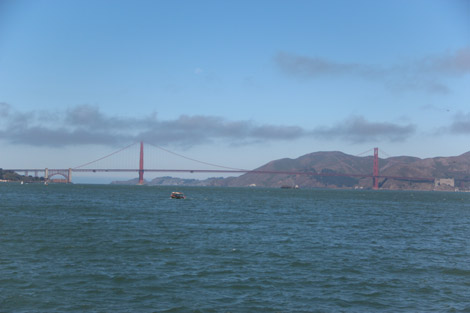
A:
170,192,185,199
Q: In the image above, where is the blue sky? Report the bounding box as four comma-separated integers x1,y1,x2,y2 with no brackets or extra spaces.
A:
1,0,469,182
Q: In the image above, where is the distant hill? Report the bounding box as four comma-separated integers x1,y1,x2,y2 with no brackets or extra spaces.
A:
111,176,230,187
110,151,470,191
0,169,45,183
223,151,470,190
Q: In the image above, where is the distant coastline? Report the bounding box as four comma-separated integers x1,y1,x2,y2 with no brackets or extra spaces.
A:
111,150,470,192
0,169,45,183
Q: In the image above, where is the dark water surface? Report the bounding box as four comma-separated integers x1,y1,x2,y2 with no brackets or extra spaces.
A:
1,184,469,312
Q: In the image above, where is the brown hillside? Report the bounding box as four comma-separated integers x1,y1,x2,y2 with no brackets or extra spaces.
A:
223,151,470,190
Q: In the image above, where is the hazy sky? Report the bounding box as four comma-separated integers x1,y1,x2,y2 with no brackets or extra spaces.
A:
1,0,469,182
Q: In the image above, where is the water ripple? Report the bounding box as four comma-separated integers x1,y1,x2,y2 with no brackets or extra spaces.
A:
1,185,470,312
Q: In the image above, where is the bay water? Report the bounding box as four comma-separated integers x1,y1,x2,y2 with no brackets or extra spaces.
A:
1,184,469,312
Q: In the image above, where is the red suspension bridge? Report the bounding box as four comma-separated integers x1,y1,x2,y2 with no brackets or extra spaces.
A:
5,142,441,189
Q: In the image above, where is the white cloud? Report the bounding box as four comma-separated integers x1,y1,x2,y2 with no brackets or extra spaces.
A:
276,47,470,94
0,104,419,147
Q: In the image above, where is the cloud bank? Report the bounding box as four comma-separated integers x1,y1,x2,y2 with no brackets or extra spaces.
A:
449,112,470,134
0,103,416,147
312,116,415,143
276,47,470,94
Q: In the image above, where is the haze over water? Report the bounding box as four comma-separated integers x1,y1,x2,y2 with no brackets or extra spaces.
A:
1,184,469,312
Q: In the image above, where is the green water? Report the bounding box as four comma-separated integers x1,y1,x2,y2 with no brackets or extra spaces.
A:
1,184,469,312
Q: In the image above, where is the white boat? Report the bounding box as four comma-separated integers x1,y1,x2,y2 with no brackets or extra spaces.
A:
170,192,185,199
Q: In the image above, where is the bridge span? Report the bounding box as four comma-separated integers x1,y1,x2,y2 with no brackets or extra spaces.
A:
4,142,465,188
6,167,437,186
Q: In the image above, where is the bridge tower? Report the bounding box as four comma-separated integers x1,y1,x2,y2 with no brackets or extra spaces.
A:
138,141,144,185
373,147,379,190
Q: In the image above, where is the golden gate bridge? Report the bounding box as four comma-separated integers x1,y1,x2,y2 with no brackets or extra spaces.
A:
5,141,442,189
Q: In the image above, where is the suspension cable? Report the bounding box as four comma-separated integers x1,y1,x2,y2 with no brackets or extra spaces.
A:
73,142,138,169
145,142,249,171
355,148,373,157
380,149,393,158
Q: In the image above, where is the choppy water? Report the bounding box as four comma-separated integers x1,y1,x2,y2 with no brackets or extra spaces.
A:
1,184,469,312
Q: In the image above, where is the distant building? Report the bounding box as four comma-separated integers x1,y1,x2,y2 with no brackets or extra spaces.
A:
434,178,454,188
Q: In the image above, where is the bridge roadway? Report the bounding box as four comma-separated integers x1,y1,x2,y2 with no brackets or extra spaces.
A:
6,168,438,182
